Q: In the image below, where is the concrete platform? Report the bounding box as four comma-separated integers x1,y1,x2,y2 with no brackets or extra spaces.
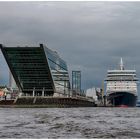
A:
0,97,97,108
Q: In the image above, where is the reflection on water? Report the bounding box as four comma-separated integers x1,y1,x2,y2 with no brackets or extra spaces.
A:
0,107,140,138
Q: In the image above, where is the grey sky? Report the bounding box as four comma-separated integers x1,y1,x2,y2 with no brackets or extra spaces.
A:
0,2,140,93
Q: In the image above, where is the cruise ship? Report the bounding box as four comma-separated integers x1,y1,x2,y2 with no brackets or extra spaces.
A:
105,58,138,107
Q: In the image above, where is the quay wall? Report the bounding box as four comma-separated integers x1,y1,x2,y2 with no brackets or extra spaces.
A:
0,97,96,107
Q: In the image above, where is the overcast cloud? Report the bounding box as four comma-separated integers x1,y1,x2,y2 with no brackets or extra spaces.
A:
0,2,140,97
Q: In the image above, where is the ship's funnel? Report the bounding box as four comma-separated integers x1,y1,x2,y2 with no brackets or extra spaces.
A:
120,58,124,70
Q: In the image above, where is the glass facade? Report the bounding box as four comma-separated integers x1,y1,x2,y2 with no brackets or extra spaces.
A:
0,44,70,96
44,46,70,95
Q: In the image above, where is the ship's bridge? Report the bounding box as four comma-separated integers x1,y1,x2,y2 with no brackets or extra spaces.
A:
106,70,138,81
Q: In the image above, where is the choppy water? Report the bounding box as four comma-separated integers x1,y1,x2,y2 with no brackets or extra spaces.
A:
0,107,140,138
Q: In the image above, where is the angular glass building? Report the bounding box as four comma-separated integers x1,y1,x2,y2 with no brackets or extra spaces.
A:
0,44,70,96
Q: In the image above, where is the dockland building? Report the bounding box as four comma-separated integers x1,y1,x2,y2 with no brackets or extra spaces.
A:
0,44,70,97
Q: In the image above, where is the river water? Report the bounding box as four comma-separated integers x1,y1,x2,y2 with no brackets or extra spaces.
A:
0,107,140,138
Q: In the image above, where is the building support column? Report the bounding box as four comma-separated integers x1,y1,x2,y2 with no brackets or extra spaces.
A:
33,88,35,97
42,88,44,97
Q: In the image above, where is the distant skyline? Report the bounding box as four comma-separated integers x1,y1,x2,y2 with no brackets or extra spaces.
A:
0,2,140,95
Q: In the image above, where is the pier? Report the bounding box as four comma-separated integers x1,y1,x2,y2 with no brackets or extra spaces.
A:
0,96,96,108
